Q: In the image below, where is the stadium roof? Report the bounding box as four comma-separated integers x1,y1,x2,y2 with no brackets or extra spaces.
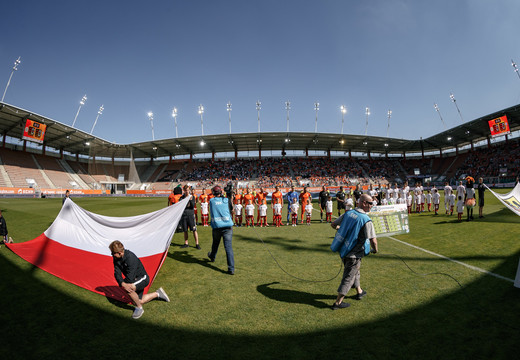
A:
1,101,519,160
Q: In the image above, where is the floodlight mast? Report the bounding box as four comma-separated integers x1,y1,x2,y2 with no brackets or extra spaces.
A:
172,107,178,138
450,92,464,123
434,103,447,129
227,102,232,134
90,105,104,134
198,104,204,136
285,101,291,132
256,101,261,133
72,95,87,127
1,56,21,103
314,102,319,133
365,107,370,135
148,112,155,140
340,105,346,134
386,110,392,138
512,59,520,80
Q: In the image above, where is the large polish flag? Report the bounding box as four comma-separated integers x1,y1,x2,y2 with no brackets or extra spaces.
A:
7,197,188,302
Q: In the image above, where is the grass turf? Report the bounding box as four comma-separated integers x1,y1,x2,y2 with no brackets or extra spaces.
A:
1,192,519,359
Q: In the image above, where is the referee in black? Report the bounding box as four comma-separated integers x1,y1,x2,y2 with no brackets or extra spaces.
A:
319,186,330,223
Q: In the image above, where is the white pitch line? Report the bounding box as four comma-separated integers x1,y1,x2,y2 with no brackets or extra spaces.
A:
386,236,514,283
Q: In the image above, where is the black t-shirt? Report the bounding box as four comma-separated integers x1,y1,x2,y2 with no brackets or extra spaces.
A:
477,184,485,199
336,191,346,202
353,190,362,201
180,194,195,211
319,190,329,205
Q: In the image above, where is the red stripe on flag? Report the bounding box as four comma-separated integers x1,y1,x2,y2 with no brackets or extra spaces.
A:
6,234,165,303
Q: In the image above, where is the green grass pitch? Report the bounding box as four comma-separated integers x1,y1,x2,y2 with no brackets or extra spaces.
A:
1,191,519,360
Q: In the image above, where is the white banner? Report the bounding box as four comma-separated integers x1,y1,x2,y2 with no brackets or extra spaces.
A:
485,183,520,217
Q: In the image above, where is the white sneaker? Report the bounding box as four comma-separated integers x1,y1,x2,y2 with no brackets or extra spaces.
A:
132,307,144,319
156,287,170,302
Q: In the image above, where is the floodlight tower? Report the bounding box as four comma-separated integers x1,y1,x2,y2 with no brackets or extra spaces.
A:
314,102,319,133
450,92,464,123
285,100,291,132
364,107,370,135
434,103,447,129
148,112,155,140
172,107,178,138
512,59,520,80
386,110,392,138
340,105,347,134
256,100,261,133
227,101,232,134
90,105,104,134
1,56,21,103
198,104,204,136
72,95,87,127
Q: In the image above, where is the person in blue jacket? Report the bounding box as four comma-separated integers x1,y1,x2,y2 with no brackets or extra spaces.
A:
207,185,235,275
286,185,299,225
330,194,378,310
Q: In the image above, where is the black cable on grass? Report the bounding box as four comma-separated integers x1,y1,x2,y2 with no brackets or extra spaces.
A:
251,225,343,283
380,252,520,331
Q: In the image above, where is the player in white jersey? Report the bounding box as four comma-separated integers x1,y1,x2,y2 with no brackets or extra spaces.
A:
305,200,313,225
273,202,283,227
432,188,440,215
406,193,413,214
245,200,255,227
449,193,456,215
387,193,395,205
456,194,464,221
325,197,333,223
259,199,268,227
290,198,300,226
444,182,453,214
234,203,243,227
456,181,466,202
200,201,209,226
345,194,354,211
425,190,432,212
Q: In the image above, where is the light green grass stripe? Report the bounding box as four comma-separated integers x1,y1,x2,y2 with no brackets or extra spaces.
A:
386,236,515,283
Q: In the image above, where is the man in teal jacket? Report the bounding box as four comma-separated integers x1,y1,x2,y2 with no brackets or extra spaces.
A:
330,194,378,310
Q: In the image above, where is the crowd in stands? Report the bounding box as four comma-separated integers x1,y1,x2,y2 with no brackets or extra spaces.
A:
177,159,257,188
455,139,520,181
2,137,517,192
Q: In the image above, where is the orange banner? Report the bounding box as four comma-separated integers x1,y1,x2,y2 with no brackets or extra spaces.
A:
0,187,35,195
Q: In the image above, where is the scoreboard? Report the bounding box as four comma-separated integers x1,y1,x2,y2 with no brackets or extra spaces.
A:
22,119,47,144
488,115,510,138
368,204,409,237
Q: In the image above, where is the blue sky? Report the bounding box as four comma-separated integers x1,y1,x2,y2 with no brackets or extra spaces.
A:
1,0,520,145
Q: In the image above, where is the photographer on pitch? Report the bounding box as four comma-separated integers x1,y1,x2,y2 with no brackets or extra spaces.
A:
330,193,378,310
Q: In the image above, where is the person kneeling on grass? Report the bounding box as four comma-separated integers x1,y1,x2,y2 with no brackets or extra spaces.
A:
330,194,378,310
109,240,170,319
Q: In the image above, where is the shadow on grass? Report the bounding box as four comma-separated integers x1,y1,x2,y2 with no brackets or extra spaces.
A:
257,282,335,308
432,208,520,224
167,249,228,274
1,247,519,360
233,233,329,254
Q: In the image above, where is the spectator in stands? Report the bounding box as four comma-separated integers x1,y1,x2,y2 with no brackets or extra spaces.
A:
180,185,201,249
62,189,71,205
